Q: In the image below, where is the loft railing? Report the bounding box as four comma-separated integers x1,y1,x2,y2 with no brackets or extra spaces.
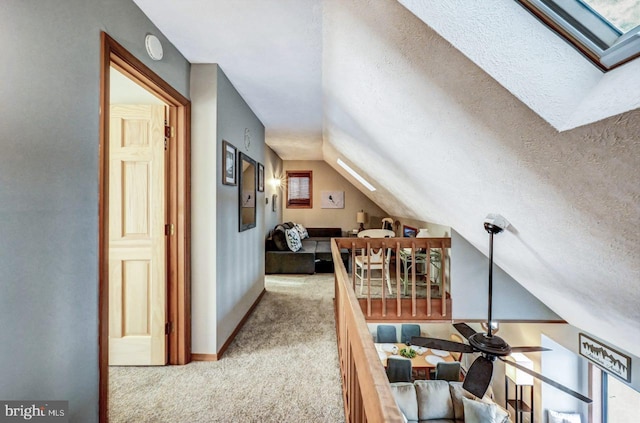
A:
335,237,451,320
332,236,452,422
332,240,405,423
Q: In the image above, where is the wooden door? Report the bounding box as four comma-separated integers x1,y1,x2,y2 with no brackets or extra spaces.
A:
108,104,167,365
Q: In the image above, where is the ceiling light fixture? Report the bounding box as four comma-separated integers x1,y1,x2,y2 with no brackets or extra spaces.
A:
337,159,376,192
145,34,163,61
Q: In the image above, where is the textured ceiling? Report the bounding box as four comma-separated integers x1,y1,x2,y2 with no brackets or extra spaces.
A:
133,0,640,357
133,0,323,150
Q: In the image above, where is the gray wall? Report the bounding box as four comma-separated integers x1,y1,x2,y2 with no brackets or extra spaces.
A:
0,1,190,421
216,68,266,348
450,230,561,321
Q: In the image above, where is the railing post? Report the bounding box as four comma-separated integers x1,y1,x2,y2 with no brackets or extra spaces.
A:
366,241,371,317
395,242,401,317
411,241,416,317
441,244,447,317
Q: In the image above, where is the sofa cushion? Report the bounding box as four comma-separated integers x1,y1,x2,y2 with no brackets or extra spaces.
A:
548,410,582,423
415,380,454,420
449,382,476,420
389,382,418,422
285,228,302,252
306,227,342,238
272,225,289,251
462,397,509,423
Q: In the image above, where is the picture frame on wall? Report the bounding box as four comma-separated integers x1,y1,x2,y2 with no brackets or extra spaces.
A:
222,140,237,186
258,163,264,192
321,191,344,208
579,333,631,382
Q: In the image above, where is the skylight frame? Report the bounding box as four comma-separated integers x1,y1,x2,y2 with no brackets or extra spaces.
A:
516,0,640,71
337,159,376,192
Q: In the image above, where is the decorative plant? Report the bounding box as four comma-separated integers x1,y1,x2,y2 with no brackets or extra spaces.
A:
399,347,417,359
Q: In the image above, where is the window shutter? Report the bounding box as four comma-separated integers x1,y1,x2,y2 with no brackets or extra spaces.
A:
286,171,312,208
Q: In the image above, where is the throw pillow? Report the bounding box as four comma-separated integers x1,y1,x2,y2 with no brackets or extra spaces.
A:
548,410,582,423
388,382,418,422
415,380,454,420
272,225,289,251
285,228,302,252
462,397,501,423
294,223,309,239
449,382,475,420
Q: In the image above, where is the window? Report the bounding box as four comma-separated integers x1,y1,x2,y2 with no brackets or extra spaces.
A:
517,0,640,70
286,171,312,209
603,372,640,423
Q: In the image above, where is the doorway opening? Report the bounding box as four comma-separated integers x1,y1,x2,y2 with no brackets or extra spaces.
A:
99,32,191,422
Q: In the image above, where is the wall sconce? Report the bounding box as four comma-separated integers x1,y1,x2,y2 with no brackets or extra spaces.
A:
270,178,281,188
356,210,367,232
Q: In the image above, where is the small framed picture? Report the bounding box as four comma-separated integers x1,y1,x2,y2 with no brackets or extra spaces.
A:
258,163,264,192
222,140,237,186
321,191,344,208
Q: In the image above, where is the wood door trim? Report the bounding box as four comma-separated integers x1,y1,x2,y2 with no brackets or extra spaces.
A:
99,32,191,423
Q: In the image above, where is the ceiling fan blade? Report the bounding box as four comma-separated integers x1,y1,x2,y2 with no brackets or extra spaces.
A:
462,356,494,398
510,346,552,353
500,358,592,403
410,336,475,353
453,322,477,340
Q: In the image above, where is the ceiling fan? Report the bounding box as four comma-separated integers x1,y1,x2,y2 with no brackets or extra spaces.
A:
411,214,592,403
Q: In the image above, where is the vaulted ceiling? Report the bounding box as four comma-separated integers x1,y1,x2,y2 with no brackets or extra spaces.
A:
133,0,640,357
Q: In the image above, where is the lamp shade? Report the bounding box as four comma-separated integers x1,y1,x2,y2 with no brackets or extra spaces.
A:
505,353,534,386
356,211,366,224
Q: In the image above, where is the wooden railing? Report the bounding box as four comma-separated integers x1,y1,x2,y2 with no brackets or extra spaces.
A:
335,237,451,320
332,240,405,423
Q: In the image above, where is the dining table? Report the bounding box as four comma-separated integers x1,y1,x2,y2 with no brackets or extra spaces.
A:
375,342,455,379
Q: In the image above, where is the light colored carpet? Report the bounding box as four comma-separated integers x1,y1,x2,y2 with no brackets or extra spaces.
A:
109,274,345,423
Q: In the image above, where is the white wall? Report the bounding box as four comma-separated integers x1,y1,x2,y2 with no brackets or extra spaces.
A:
190,64,219,354
398,0,640,131
450,230,561,321
191,64,266,354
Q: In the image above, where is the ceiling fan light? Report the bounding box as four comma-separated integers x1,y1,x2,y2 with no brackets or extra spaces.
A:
481,321,500,334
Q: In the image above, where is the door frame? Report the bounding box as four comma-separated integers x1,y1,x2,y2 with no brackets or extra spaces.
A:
99,32,191,422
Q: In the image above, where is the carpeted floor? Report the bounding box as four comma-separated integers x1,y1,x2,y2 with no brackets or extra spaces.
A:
109,274,345,423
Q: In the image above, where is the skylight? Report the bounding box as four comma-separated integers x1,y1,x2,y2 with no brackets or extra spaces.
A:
337,159,376,192
583,0,640,32
518,0,640,70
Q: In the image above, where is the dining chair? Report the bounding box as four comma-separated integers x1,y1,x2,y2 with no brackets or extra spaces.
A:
434,361,461,382
450,333,464,362
386,356,413,383
400,324,421,344
376,325,397,343
355,229,395,295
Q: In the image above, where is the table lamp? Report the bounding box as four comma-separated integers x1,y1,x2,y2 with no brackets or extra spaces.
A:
356,211,367,232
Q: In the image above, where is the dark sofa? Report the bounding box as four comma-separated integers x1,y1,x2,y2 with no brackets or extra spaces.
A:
265,227,350,274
